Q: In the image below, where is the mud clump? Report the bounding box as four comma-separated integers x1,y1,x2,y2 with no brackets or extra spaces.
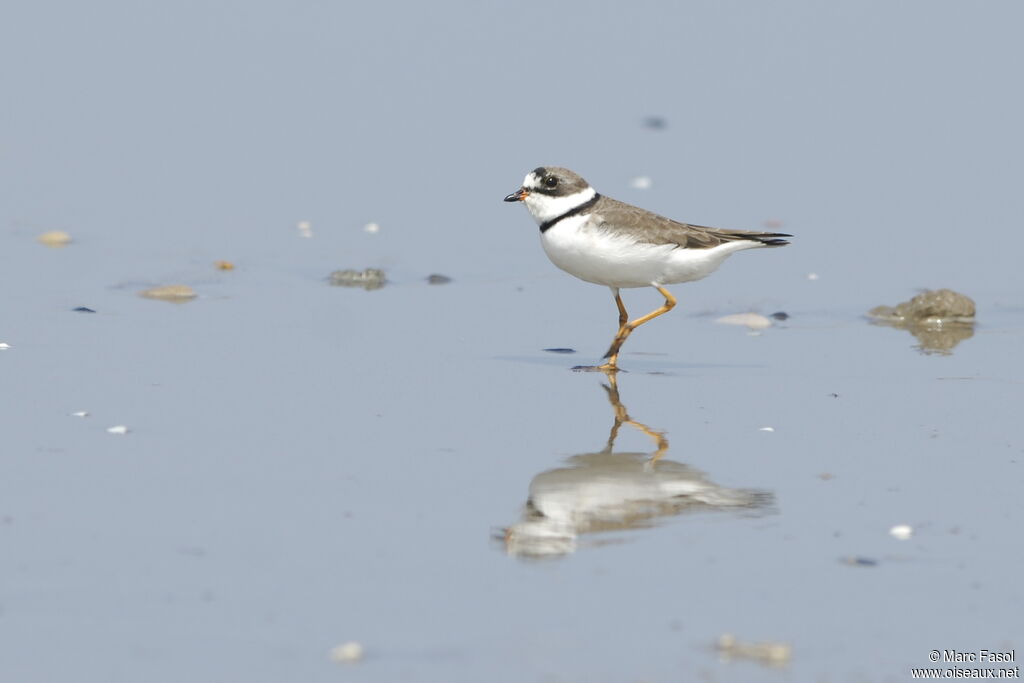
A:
868,289,975,354
868,289,975,323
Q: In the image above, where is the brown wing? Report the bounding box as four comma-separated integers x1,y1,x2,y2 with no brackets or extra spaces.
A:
594,196,791,249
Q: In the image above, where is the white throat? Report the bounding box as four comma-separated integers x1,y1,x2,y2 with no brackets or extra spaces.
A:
523,186,597,226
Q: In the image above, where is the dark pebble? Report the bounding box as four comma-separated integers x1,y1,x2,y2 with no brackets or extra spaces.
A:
426,274,452,285
543,348,576,354
642,116,667,130
72,307,96,313
769,311,789,320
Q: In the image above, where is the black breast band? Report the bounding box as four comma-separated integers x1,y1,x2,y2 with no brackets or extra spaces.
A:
539,194,601,233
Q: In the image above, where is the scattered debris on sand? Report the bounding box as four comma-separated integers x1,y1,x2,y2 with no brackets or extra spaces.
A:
716,633,792,666
868,289,975,354
139,285,198,302
329,268,386,290
37,230,73,247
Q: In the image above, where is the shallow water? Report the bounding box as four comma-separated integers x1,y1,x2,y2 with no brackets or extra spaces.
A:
3,2,1023,681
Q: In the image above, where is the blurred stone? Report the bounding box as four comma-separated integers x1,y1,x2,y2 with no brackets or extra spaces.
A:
72,307,96,313
38,230,72,247
329,268,386,290
426,273,452,285
139,285,198,302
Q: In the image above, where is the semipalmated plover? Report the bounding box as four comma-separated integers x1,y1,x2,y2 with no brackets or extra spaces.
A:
504,166,791,371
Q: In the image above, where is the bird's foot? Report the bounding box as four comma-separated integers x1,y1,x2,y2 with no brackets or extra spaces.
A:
571,363,623,374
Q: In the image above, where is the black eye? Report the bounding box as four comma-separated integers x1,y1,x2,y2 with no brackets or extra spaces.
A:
544,175,558,188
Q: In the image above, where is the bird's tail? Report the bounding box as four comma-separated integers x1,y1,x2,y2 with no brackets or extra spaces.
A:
758,235,791,247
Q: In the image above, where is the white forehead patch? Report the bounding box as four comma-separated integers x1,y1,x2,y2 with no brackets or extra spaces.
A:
522,171,541,190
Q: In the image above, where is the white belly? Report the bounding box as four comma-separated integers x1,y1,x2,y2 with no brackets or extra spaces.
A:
540,215,762,288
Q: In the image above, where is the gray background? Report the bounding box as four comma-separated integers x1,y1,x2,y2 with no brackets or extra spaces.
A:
2,1,1021,681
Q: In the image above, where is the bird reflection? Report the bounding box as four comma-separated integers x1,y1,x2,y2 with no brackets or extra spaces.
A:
502,375,772,559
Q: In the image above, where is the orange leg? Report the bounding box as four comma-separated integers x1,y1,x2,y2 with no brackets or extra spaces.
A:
598,286,677,372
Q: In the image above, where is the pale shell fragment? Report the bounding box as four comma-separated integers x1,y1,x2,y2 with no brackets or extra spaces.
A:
889,524,914,540
329,641,364,663
715,313,773,330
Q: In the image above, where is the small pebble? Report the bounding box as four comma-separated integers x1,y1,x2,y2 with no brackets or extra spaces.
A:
543,348,576,354
106,425,129,435
889,524,914,540
363,222,381,234
72,307,96,313
139,285,198,301
642,116,667,130
426,274,452,285
71,411,90,418
807,272,820,281
769,311,789,321
841,556,878,567
629,176,652,190
329,641,364,663
214,260,234,271
715,313,773,330
37,230,72,247
297,220,313,238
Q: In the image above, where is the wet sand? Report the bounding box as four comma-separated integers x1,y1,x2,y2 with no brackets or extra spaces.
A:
2,2,1022,681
